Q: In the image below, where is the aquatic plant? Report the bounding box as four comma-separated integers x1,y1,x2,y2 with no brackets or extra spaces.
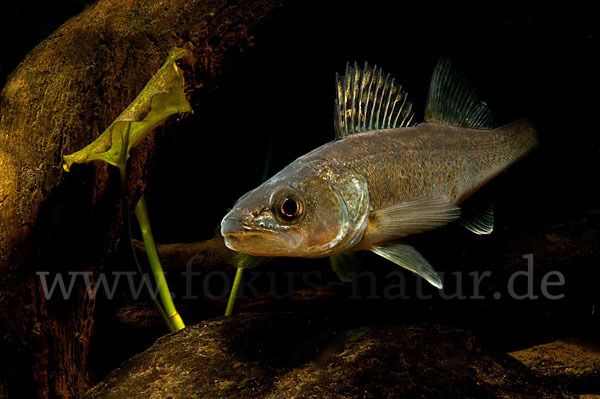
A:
224,139,273,316
63,48,191,332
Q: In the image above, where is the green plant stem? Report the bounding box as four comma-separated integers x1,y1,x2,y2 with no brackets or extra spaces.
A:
224,140,273,316
225,267,244,316
134,195,185,331
118,164,175,332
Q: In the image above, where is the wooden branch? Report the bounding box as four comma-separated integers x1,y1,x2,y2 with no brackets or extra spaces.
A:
0,0,280,397
133,236,233,272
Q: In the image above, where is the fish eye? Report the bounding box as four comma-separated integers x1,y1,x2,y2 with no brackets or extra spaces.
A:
271,188,303,223
279,197,299,220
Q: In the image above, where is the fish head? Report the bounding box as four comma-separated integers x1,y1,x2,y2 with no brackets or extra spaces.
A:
221,160,369,258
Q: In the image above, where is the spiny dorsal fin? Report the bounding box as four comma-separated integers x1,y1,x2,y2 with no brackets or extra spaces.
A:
335,62,415,139
425,58,495,129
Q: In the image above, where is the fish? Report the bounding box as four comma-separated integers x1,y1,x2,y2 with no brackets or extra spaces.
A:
220,58,538,288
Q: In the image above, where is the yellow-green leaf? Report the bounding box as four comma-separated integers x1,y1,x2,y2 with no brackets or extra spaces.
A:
63,47,192,172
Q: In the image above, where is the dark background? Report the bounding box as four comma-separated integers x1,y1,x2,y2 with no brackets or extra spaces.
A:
2,0,599,383
2,0,597,239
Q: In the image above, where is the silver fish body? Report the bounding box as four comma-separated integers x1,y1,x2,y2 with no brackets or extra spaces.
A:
302,118,536,209
221,59,537,287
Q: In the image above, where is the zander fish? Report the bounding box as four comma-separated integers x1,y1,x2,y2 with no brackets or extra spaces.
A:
220,58,537,288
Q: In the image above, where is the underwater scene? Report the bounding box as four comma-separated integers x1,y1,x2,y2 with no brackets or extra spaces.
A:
0,0,598,398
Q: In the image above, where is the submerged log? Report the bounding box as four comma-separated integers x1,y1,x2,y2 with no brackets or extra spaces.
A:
133,236,232,272
86,313,574,399
0,0,280,397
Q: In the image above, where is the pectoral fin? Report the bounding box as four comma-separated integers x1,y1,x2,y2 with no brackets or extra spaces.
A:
370,243,442,289
368,197,460,239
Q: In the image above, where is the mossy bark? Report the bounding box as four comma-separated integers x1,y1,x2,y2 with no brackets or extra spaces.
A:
0,0,280,397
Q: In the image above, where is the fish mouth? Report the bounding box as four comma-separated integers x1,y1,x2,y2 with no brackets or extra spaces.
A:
220,217,299,255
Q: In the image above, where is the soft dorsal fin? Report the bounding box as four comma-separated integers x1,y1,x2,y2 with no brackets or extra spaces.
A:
334,62,415,138
425,58,495,129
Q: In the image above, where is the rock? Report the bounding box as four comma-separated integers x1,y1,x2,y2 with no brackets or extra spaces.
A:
510,339,600,392
86,313,573,399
